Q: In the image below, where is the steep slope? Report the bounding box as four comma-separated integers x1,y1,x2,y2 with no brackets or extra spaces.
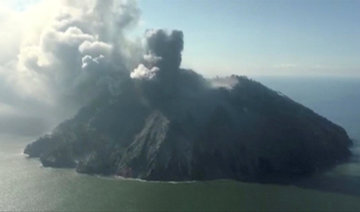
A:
24,29,352,182
24,76,352,182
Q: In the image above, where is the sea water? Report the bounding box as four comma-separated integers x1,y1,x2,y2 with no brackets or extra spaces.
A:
1,76,360,211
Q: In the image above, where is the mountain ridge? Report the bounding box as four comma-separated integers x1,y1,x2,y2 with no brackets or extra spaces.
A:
24,29,352,182
24,75,352,182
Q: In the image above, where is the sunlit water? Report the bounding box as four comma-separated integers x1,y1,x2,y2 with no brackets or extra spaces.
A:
1,77,360,211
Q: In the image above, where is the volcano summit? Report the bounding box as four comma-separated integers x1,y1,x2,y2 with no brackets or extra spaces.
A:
25,30,352,182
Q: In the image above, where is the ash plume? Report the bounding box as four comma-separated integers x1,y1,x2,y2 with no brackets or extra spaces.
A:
0,0,226,135
131,29,209,105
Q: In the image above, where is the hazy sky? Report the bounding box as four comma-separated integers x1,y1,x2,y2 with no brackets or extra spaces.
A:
2,0,360,77
0,0,359,135
137,0,360,77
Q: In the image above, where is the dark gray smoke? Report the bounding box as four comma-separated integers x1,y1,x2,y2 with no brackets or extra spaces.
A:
0,1,235,136
130,29,222,112
146,29,184,71
131,29,191,101
131,29,183,80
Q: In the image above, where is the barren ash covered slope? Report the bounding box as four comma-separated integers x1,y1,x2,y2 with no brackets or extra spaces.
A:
25,30,352,182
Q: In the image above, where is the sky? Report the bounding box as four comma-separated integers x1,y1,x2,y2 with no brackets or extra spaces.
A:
0,0,359,135
137,0,360,77
1,0,360,77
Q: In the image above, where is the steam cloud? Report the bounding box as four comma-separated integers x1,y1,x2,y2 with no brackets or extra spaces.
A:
0,0,234,135
17,0,140,104
131,64,159,80
0,0,141,135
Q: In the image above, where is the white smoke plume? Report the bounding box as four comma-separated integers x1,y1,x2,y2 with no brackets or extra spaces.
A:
0,0,142,135
131,64,159,80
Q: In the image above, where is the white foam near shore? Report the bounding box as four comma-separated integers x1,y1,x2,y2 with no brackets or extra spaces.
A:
114,175,199,184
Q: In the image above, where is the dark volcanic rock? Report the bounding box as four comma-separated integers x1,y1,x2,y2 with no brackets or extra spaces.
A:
24,30,352,182
24,75,352,182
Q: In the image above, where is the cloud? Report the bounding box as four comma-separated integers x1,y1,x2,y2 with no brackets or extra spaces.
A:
16,1,140,103
0,0,142,135
79,41,113,57
131,64,159,80
0,1,214,136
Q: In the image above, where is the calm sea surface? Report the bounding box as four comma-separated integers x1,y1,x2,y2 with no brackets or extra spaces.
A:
1,77,360,211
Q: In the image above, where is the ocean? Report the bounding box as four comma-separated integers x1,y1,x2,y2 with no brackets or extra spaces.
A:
1,76,360,211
